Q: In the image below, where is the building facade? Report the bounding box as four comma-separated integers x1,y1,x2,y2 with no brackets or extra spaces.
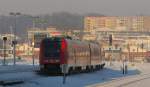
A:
84,16,150,32
84,16,150,62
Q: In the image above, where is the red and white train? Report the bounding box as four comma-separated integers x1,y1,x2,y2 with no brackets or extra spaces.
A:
39,37,105,74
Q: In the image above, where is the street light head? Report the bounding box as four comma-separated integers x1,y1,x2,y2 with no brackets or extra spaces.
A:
16,12,21,15
10,12,21,16
10,12,15,15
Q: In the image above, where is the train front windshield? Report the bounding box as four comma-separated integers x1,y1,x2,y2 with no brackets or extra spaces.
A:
43,38,61,59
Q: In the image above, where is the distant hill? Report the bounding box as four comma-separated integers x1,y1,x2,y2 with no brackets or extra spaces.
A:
0,12,105,38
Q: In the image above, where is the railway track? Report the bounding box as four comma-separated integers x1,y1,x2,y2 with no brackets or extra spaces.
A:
88,72,150,87
87,63,150,87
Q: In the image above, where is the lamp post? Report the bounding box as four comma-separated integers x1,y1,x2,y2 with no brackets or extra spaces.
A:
29,16,40,66
141,42,144,62
10,12,21,65
109,34,113,65
32,42,35,66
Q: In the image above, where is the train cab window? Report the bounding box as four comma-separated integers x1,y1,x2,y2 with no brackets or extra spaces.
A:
43,39,61,58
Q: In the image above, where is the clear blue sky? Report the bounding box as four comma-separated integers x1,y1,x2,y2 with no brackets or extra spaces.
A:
0,0,149,16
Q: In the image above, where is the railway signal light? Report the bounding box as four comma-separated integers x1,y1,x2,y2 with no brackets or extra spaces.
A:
3,37,7,65
3,37,7,41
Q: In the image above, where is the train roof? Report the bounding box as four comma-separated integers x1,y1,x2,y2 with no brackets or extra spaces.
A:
42,37,99,45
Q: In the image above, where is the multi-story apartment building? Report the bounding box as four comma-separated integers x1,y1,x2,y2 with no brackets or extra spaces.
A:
84,16,150,32
84,16,117,32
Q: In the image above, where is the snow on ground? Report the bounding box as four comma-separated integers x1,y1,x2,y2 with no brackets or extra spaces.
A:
0,65,39,74
89,63,150,87
2,61,138,87
0,58,39,75
132,63,150,74
0,72,40,81
121,77,150,87
0,58,39,65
